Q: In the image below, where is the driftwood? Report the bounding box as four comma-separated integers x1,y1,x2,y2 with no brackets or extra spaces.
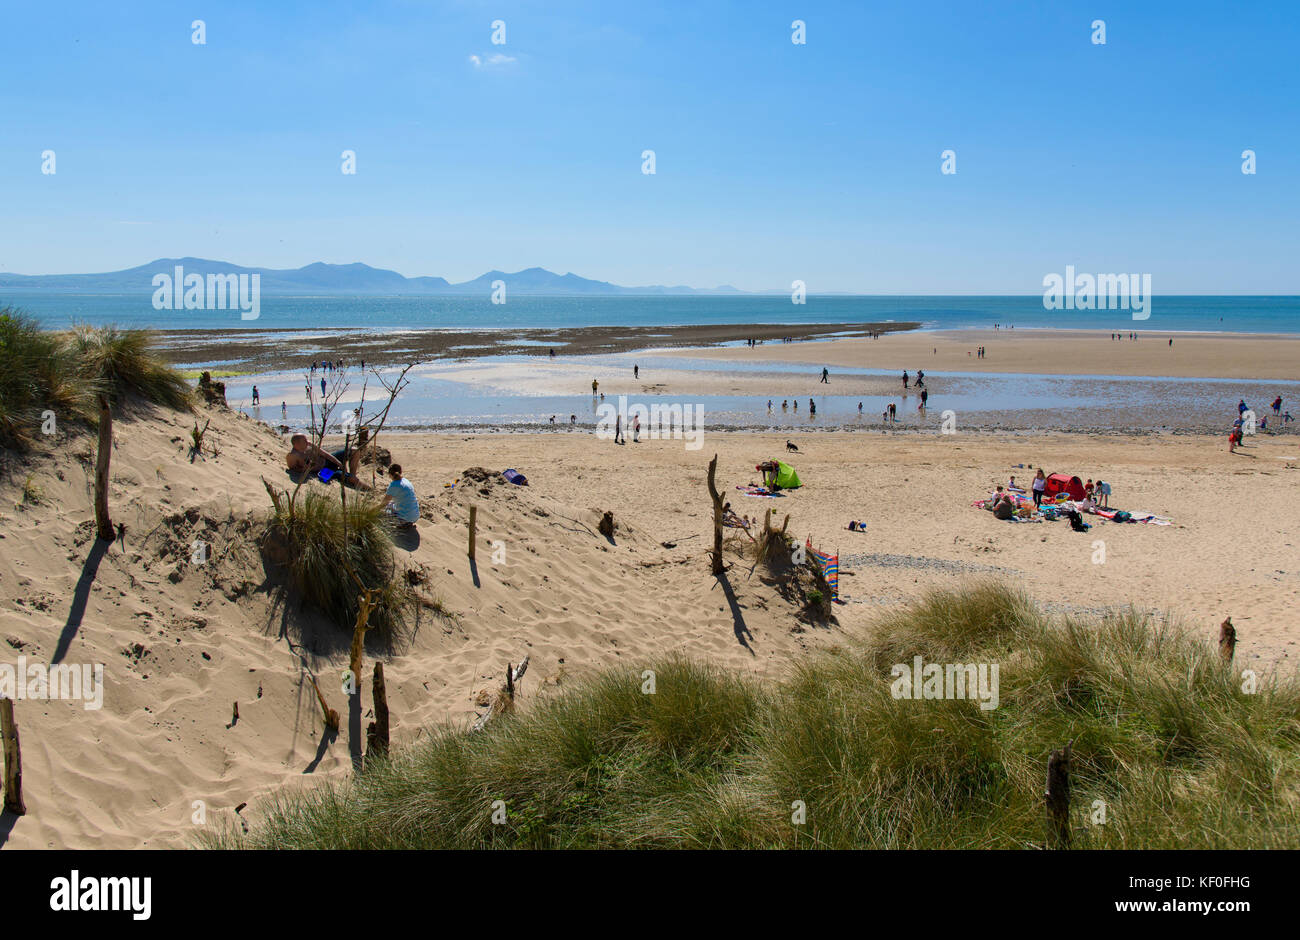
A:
1045,740,1074,849
598,511,615,539
1219,616,1236,665
348,589,381,692
706,455,725,575
261,477,285,515
94,395,115,541
366,662,390,759
0,699,25,815
470,657,530,734
310,677,340,731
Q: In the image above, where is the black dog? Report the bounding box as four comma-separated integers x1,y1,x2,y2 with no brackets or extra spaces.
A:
785,440,799,452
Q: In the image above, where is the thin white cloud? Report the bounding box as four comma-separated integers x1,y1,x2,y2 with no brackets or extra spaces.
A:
469,53,516,68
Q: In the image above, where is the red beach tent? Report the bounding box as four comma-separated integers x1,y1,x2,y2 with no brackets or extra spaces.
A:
1043,473,1085,500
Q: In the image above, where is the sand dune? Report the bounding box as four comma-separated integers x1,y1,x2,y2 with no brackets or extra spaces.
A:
1,398,1297,848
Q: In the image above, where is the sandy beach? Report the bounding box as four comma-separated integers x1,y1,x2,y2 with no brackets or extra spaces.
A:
2,393,1297,848
666,328,1300,381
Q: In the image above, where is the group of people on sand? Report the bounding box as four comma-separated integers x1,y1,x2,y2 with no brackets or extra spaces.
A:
284,428,419,529
310,359,357,373
1230,396,1293,451
989,470,1111,524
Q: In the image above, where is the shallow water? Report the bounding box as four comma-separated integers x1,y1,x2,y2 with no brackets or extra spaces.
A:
230,355,1299,433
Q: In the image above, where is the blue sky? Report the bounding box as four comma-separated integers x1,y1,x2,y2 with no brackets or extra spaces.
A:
1,0,1297,292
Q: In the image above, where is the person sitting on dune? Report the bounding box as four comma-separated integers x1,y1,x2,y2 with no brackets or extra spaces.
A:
286,433,367,489
383,464,420,528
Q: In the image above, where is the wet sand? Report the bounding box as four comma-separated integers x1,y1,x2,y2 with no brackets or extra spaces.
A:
155,320,918,372
666,328,1300,381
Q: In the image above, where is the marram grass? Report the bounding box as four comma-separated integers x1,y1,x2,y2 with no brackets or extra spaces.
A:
0,308,191,451
207,584,1300,850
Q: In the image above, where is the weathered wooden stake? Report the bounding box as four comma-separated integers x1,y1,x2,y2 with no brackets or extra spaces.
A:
310,677,340,731
468,505,478,560
94,395,115,542
366,662,390,759
1219,616,1236,665
598,511,615,539
706,454,724,575
1045,740,1073,849
0,698,26,815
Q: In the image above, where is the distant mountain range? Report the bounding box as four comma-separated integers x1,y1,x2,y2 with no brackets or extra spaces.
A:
0,258,746,296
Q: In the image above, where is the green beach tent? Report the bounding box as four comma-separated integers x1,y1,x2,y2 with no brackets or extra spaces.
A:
762,460,802,490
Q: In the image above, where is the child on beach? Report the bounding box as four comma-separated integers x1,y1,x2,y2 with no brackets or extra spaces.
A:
1031,469,1046,507
383,464,420,528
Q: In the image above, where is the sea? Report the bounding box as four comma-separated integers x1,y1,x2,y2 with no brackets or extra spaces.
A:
8,293,1300,335
9,292,1297,431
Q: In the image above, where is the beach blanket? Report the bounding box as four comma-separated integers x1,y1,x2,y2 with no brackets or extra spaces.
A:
805,538,839,601
502,469,528,486
977,494,1172,526
738,484,783,498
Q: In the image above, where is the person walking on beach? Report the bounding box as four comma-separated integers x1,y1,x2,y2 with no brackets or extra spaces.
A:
281,402,287,420
820,367,829,384
1031,469,1046,507
920,387,928,408
902,370,909,389
614,414,624,445
632,414,641,442
252,385,260,405
1272,396,1283,416
592,379,599,396
634,364,639,379
320,377,327,397
1169,338,1173,347
808,398,816,416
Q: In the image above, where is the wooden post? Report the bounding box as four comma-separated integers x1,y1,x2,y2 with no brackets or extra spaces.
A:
468,505,478,560
366,662,390,759
1219,616,1236,665
1044,740,1073,849
0,698,25,815
94,395,114,542
505,662,515,701
706,454,724,575
598,511,615,539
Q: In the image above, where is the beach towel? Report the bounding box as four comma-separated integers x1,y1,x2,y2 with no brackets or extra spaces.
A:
738,484,783,498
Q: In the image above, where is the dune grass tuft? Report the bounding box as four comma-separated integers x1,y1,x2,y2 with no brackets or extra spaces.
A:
207,584,1300,850
0,308,191,451
264,488,412,641
65,322,192,410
